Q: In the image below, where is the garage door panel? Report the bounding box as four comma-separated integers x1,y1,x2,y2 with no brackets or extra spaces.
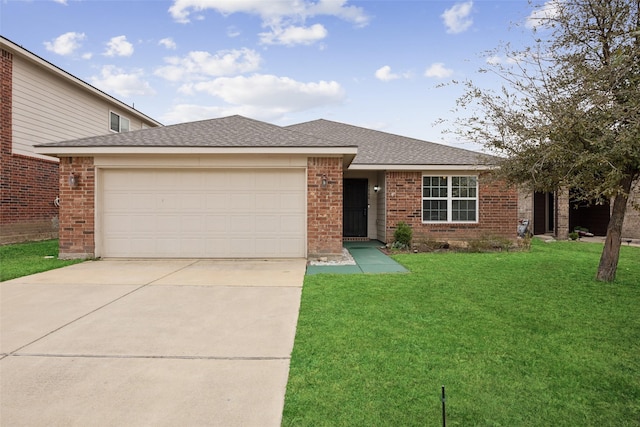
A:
102,169,305,258
230,239,254,256
205,193,231,210
205,215,229,232
231,215,255,232
130,216,156,232
280,193,305,211
181,216,204,232
280,215,305,234
178,194,205,210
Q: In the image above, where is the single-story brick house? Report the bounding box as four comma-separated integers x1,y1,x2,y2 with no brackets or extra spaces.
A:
35,115,518,259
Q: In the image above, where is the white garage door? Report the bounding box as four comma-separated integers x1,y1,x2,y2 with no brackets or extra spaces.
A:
101,168,306,258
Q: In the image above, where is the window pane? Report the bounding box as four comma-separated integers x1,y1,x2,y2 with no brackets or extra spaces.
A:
452,200,477,221
423,200,447,221
452,176,477,199
110,112,119,132
423,176,447,199
121,117,130,132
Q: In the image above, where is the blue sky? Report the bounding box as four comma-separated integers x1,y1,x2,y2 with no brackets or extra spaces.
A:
1,0,550,151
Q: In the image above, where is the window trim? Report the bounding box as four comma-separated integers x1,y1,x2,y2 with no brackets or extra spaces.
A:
109,111,130,133
422,174,479,223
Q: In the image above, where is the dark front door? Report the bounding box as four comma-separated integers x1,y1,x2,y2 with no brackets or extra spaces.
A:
343,179,368,237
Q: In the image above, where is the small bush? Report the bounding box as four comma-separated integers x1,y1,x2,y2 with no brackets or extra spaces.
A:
393,222,413,249
569,232,579,240
467,235,514,252
516,236,532,250
414,238,450,252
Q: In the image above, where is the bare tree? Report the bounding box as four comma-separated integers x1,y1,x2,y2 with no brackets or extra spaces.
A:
451,0,640,282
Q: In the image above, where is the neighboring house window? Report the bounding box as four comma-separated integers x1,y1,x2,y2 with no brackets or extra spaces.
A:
422,176,478,222
110,112,130,133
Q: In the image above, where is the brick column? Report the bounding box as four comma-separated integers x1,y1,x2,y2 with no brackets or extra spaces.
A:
58,157,95,259
1,48,14,231
307,157,343,257
555,188,570,240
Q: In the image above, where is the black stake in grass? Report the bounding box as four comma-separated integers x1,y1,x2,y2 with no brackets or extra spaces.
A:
441,385,446,427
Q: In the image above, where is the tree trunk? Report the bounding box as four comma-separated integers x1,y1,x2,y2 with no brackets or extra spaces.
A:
596,176,633,282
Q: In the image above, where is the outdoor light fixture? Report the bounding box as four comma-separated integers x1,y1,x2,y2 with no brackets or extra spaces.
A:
321,174,328,188
68,172,79,188
373,184,381,193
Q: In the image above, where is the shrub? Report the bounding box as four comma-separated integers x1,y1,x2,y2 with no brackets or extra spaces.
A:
393,222,413,249
569,232,579,240
467,235,514,252
414,238,450,252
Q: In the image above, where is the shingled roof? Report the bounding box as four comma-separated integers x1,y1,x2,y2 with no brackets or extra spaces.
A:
36,115,354,149
36,115,494,168
287,119,495,167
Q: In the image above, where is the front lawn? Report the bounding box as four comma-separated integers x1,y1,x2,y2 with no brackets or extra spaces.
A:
0,240,84,282
283,240,640,426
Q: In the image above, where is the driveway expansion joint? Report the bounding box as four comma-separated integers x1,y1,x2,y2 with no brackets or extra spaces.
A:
10,353,291,361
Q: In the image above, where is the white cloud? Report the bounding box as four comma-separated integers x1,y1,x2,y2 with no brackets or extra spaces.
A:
169,0,369,25
375,66,399,82
485,54,521,66
374,65,412,82
526,0,561,29
260,23,328,46
485,55,502,66
181,74,345,113
424,63,454,78
441,1,474,34
104,35,134,57
227,26,241,38
53,0,68,4
161,104,227,124
44,32,85,56
161,103,288,124
90,65,156,98
155,48,262,82
159,37,177,50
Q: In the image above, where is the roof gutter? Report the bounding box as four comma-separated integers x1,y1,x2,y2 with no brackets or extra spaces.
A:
35,145,358,158
349,164,497,171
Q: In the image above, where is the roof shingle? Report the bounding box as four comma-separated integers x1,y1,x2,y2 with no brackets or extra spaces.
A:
36,115,354,148
36,115,494,167
287,119,495,166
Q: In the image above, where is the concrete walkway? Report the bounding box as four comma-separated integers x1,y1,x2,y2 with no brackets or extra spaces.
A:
306,241,408,275
0,259,306,426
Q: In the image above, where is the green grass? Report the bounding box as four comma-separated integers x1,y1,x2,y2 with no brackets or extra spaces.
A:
0,240,84,281
283,240,640,426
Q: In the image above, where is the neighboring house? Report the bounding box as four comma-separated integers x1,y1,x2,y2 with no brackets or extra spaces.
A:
0,36,161,244
518,184,640,240
35,115,519,259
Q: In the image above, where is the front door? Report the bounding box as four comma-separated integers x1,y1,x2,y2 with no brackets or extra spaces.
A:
343,179,368,237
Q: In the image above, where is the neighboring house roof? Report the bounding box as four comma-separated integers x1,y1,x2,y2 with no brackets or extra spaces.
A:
1,35,162,128
287,119,495,169
35,115,358,157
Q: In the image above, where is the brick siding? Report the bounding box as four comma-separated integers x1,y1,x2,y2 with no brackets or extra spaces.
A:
307,157,343,256
1,47,60,244
58,157,95,259
385,171,518,242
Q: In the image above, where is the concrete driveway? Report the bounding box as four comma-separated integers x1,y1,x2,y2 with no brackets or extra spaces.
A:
0,259,306,426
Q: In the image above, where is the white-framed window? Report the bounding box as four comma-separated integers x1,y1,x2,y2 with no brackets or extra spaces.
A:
422,175,478,222
110,111,130,133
